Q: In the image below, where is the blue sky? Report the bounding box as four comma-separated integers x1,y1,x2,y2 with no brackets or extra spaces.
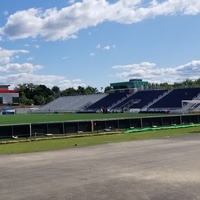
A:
0,0,200,91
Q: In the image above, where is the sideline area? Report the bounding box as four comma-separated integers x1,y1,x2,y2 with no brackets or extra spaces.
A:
1,134,200,200
0,125,200,154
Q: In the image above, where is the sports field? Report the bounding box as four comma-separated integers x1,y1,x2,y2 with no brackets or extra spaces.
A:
0,113,162,125
1,112,200,154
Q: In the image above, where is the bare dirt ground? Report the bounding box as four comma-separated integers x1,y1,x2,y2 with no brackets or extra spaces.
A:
1,134,200,200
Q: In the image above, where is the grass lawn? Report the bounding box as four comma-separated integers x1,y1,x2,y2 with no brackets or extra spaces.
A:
0,126,199,154
0,113,163,125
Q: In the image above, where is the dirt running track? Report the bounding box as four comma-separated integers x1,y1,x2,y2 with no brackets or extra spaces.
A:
1,134,200,200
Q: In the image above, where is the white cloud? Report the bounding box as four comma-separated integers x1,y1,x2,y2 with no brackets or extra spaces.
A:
1,0,199,41
0,1,108,41
35,45,40,49
0,63,43,73
0,56,10,64
90,52,95,56
68,0,76,4
150,0,158,7
0,73,86,90
0,47,87,90
27,56,34,61
112,60,200,83
103,45,111,50
60,79,86,89
96,44,101,49
102,44,116,50
0,47,29,64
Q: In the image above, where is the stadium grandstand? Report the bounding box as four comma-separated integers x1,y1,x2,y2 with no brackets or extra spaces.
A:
31,79,200,114
33,93,107,113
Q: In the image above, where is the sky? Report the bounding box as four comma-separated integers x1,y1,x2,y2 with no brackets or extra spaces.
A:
0,0,200,91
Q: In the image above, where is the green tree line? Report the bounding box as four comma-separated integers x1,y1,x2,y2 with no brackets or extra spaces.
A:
149,78,200,90
17,83,103,105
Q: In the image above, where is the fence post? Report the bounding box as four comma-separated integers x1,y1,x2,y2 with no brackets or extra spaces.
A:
29,123,32,138
91,120,94,132
12,125,14,137
63,122,65,135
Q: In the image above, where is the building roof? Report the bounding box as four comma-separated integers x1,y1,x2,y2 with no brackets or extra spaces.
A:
0,85,10,88
0,89,19,93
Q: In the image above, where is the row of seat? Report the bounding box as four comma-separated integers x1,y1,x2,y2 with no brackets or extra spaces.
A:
35,88,200,112
149,88,200,108
86,88,200,111
37,93,107,112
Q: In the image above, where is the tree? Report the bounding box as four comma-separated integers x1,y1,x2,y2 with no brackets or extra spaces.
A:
77,86,85,94
52,86,60,98
104,86,111,93
46,95,55,103
194,78,200,87
159,82,173,90
26,99,34,105
85,86,98,94
19,92,27,105
18,84,36,105
34,95,45,105
61,87,77,96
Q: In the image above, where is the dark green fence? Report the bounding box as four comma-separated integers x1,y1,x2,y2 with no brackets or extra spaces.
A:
0,114,200,139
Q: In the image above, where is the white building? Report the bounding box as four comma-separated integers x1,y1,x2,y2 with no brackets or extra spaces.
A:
0,85,19,105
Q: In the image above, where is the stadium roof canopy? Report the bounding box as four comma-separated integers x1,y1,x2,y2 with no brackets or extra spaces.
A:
110,79,148,90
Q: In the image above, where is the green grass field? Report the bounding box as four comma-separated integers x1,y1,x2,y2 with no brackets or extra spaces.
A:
0,126,199,154
0,112,200,154
0,113,162,125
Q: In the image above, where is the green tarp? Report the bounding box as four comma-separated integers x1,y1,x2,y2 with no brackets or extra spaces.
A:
124,123,200,133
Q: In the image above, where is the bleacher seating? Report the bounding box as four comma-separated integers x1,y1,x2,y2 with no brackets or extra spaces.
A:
31,88,200,113
130,90,167,109
35,94,107,112
112,90,167,109
149,88,200,109
86,91,129,110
